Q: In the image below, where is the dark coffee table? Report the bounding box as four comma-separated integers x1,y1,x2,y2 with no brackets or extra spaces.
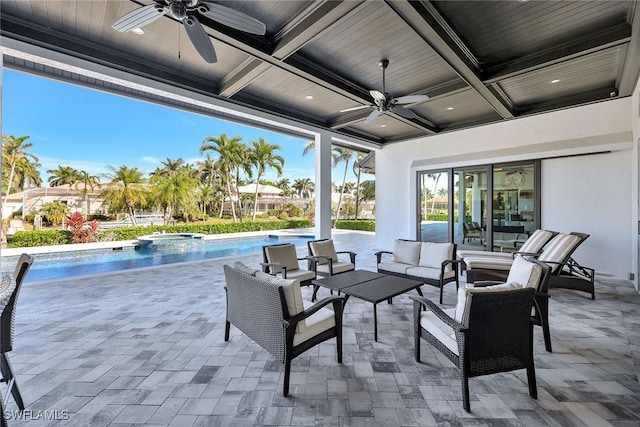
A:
312,270,423,341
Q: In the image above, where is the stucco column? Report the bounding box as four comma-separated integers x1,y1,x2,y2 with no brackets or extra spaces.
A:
315,131,332,239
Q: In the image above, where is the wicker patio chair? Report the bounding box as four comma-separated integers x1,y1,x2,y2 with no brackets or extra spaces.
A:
462,222,484,244
261,243,317,287
473,257,553,352
307,239,356,301
224,264,344,397
412,283,537,412
1,254,34,412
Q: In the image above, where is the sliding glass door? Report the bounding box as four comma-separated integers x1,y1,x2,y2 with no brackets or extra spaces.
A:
417,161,539,251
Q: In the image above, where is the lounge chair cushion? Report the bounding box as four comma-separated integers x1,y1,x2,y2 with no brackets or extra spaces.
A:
420,308,458,356
454,282,523,323
506,256,542,289
391,240,421,265
255,271,307,333
519,229,555,254
537,234,581,273
293,299,336,346
274,269,316,283
378,261,411,275
264,244,300,273
315,262,354,275
419,242,453,271
233,261,259,276
463,256,514,271
309,240,338,264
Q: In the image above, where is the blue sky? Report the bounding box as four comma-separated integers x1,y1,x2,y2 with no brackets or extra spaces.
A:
2,69,359,185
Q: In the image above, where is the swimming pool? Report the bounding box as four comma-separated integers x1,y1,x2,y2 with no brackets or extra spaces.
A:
0,235,313,283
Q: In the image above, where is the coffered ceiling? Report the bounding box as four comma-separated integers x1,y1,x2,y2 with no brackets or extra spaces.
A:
1,0,638,146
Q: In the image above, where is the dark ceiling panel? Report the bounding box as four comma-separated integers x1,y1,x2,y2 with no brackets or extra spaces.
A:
432,0,629,65
299,1,460,96
499,47,621,106
412,89,501,126
1,0,638,146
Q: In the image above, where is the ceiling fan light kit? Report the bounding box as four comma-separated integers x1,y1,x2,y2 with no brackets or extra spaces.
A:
112,0,267,64
340,59,429,123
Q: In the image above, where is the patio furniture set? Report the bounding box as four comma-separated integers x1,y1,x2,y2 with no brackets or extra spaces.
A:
224,230,593,411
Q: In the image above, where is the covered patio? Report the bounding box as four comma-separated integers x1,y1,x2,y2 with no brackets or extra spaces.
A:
7,231,640,425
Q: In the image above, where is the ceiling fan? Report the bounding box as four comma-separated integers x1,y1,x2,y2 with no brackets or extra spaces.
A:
341,59,429,123
112,0,266,63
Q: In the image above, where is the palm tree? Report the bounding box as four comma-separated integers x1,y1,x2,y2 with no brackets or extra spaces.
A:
196,155,223,217
248,138,284,220
200,134,245,222
353,153,366,220
360,180,375,215
293,178,314,198
40,200,70,226
2,135,40,206
47,165,78,187
428,172,442,214
101,165,147,226
332,147,355,222
150,159,198,225
74,170,101,218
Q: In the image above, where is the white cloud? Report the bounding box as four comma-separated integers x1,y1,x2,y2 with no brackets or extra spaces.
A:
39,157,110,177
141,156,160,164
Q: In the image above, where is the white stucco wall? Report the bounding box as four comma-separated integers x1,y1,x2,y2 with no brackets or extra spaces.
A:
632,73,640,288
376,98,634,279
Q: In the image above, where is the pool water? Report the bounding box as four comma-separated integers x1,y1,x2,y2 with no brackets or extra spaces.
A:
1,235,312,283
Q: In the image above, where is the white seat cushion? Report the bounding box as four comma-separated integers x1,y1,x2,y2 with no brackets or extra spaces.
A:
419,242,454,271
391,240,421,265
458,249,512,259
310,240,339,265
420,307,458,356
316,262,354,275
276,269,316,283
293,299,336,346
255,271,307,333
454,282,523,323
506,256,542,288
378,261,411,274
406,266,444,281
264,244,300,273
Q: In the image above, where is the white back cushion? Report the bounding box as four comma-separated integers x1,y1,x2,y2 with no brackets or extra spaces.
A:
310,240,338,264
419,242,453,271
506,256,543,289
538,234,581,273
391,240,421,265
519,229,554,254
255,271,307,333
454,282,523,323
265,244,300,272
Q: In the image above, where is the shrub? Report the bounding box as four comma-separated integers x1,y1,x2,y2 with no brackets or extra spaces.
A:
67,212,98,243
9,230,72,247
334,219,375,232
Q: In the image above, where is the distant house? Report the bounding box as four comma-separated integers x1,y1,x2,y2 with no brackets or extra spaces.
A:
2,184,108,219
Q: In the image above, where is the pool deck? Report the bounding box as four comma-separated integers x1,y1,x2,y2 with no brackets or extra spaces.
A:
6,231,640,426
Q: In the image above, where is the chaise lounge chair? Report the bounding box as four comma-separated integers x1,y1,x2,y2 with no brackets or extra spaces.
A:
457,229,557,262
464,232,595,299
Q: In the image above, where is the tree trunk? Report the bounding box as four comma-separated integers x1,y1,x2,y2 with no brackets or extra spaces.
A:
354,168,361,220
335,160,350,223
252,170,262,221
430,173,441,214
225,171,237,222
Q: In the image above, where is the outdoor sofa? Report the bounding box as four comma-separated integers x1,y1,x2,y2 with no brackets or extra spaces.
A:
375,239,459,304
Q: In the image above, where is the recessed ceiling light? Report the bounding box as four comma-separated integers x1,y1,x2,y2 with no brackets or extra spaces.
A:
305,95,314,100
380,124,387,128
447,107,454,110
551,79,560,84
131,28,145,35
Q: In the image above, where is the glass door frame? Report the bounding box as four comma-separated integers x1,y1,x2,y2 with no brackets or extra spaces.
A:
416,160,541,251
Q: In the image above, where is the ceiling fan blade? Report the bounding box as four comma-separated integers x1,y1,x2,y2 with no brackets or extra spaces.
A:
340,105,372,113
184,17,218,63
199,2,266,35
370,90,386,103
365,109,383,123
394,94,429,105
391,105,417,119
112,4,167,32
